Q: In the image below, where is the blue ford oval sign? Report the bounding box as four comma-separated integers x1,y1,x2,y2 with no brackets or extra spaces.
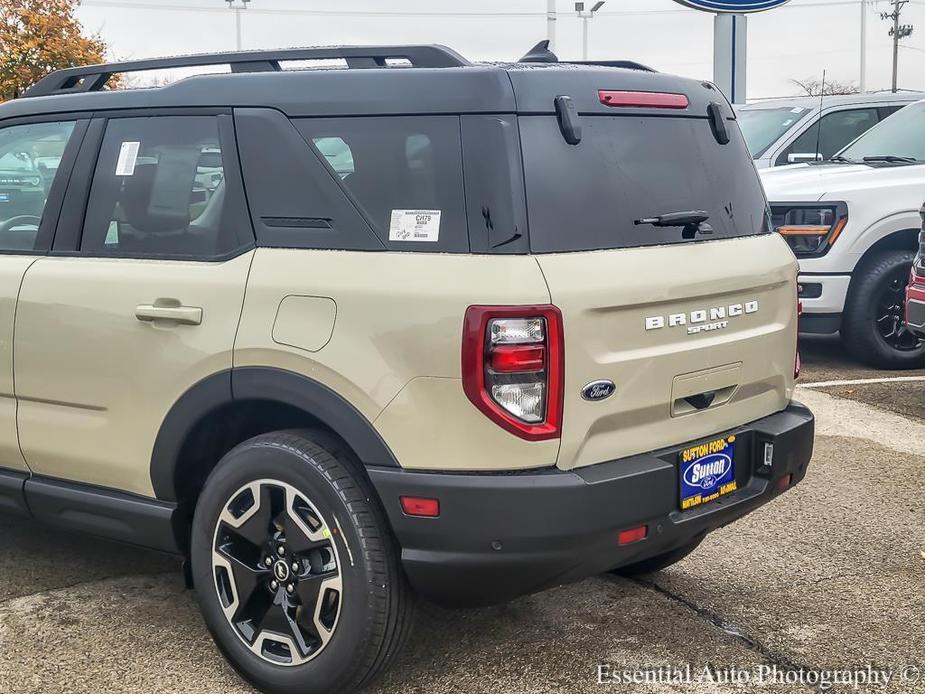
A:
673,0,791,12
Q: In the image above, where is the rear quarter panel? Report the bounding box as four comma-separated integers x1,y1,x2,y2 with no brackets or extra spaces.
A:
236,249,560,471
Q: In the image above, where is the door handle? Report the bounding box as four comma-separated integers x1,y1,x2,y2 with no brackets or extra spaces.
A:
135,304,202,326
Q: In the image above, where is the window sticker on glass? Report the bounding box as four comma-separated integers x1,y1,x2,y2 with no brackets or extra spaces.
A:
115,141,141,176
389,209,441,242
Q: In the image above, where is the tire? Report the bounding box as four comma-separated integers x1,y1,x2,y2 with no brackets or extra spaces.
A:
190,430,414,694
841,249,925,370
612,536,704,577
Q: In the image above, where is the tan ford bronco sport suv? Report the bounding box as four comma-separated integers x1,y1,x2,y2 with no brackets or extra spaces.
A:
0,43,813,693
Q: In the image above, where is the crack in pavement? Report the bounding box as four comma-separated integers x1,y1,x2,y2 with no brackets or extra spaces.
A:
616,575,828,693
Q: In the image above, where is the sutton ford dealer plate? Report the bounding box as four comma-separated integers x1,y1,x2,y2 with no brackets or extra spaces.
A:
679,436,737,510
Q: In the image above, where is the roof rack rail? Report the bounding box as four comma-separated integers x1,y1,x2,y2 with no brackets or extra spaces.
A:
570,59,656,72
21,45,470,98
518,40,656,73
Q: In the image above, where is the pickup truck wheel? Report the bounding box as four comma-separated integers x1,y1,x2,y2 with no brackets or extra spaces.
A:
611,536,704,577
842,249,925,369
190,430,413,694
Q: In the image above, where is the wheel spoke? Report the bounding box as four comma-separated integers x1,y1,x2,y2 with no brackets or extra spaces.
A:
257,593,311,657
294,571,332,613
230,484,277,546
283,513,328,554
219,548,270,617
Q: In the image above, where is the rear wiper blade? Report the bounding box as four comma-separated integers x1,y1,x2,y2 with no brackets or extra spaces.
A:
635,210,712,240
862,155,918,164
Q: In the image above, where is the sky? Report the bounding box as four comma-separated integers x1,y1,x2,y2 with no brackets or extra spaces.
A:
74,0,925,100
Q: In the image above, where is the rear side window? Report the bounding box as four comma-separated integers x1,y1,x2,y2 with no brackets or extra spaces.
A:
776,108,879,165
520,115,769,253
294,116,468,251
81,116,250,258
0,120,76,252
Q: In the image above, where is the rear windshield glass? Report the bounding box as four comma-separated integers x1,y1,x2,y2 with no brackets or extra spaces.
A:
520,116,769,253
737,106,810,157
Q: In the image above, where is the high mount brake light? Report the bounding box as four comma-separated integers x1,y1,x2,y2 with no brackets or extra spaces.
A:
462,306,564,441
598,90,689,109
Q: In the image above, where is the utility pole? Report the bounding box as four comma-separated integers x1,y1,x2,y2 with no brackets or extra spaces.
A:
575,1,605,61
547,0,557,52
225,0,251,51
860,0,867,92
880,0,913,93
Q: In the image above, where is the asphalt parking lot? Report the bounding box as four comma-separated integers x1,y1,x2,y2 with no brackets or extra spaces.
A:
0,337,922,694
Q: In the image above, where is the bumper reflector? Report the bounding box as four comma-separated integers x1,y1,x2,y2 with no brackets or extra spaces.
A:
617,525,648,546
775,474,793,492
400,496,440,518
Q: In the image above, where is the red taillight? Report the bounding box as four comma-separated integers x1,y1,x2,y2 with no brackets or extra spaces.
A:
907,268,925,323
618,525,648,546
598,90,689,109
400,496,440,518
489,344,546,373
795,300,803,379
462,306,564,441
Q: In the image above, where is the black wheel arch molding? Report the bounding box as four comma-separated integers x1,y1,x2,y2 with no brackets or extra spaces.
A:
150,366,401,503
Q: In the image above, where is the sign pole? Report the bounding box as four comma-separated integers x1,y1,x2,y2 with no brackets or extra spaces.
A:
713,13,748,104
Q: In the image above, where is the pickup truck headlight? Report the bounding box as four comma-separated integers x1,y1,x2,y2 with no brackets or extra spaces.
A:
769,202,848,258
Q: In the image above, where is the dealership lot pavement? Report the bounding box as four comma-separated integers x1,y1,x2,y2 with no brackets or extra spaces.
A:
0,339,922,693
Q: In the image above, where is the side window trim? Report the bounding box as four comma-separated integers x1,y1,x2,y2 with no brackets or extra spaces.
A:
54,110,255,261
51,118,106,254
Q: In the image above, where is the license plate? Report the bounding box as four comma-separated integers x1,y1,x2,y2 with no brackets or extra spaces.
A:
679,435,737,510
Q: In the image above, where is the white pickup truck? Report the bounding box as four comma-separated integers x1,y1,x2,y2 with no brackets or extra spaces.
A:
761,99,925,369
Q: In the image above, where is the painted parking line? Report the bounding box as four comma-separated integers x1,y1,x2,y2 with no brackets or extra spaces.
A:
797,376,925,389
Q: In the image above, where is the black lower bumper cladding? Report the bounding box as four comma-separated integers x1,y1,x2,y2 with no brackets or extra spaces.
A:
369,402,814,606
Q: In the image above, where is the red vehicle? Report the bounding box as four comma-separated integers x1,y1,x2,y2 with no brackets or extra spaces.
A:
906,205,925,337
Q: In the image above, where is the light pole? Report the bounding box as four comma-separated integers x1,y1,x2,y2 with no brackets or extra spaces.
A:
547,0,557,52
225,0,251,51
575,1,605,61
860,0,867,92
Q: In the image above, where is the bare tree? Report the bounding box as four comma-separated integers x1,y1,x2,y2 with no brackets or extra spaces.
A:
790,77,861,97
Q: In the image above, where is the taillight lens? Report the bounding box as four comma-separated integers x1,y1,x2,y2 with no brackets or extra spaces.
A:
795,300,802,379
462,306,564,441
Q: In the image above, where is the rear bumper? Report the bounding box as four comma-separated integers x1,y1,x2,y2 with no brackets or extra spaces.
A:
369,402,814,606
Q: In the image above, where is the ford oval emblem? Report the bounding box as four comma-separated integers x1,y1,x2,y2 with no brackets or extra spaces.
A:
581,380,616,402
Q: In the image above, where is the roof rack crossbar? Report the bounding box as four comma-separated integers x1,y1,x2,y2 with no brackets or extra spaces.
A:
22,45,469,98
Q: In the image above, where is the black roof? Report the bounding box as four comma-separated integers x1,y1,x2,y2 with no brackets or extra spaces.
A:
1,45,725,121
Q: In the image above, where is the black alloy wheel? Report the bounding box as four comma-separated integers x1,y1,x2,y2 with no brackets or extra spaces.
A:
874,266,921,353
212,479,342,666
